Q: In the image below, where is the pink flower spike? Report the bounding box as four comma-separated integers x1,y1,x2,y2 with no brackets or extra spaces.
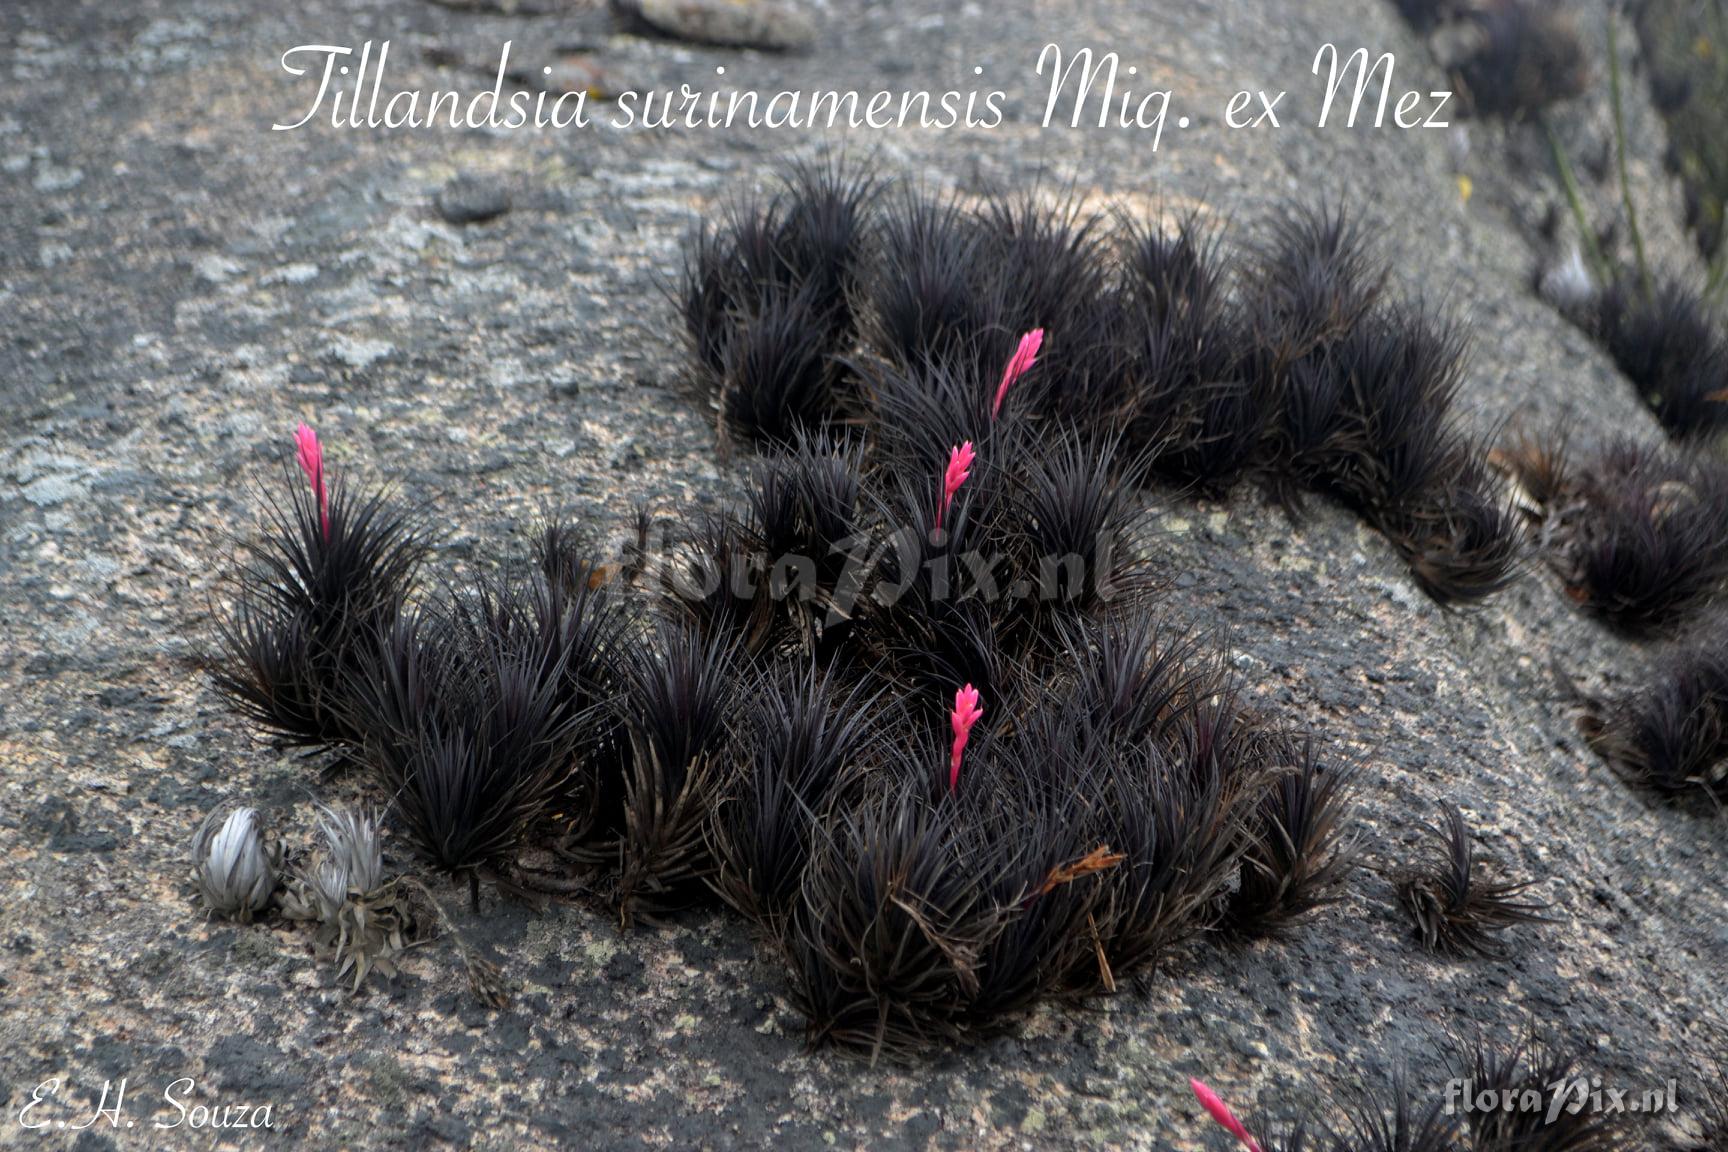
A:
1190,1079,1263,1152
991,328,1044,419
948,684,984,792
935,441,976,532
294,422,330,541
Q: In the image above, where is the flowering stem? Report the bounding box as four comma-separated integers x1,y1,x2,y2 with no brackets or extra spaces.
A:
295,422,330,542
948,684,983,792
1190,1079,1263,1152
937,441,976,534
992,329,1044,419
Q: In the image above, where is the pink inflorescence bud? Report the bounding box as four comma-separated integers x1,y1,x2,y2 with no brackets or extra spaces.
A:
948,684,984,793
991,328,1044,419
935,441,976,533
294,422,330,542
1190,1079,1263,1152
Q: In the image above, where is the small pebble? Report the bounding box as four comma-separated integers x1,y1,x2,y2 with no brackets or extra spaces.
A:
614,0,816,50
436,175,511,225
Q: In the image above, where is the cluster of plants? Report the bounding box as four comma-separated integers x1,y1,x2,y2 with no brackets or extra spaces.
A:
190,798,504,1003
209,402,1363,1057
1501,429,1728,632
685,162,1523,603
1587,277,1728,442
1581,617,1728,806
201,162,1567,1056
1500,431,1728,805
1194,1027,1640,1152
1507,0,1728,445
1396,802,1548,957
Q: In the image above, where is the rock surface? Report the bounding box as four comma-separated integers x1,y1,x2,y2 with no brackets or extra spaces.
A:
0,0,1722,1149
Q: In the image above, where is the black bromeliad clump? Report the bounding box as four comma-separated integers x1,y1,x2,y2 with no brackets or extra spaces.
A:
1503,430,1728,631
1194,1072,1465,1152
1581,621,1728,806
208,425,430,748
710,662,880,933
206,168,1461,1061
1248,210,1524,601
1398,802,1549,958
346,578,597,906
864,188,1002,375
777,667,1271,1061
610,618,741,925
1593,277,1728,441
1226,737,1361,937
1451,1029,1631,1152
680,161,880,447
1116,210,1259,491
682,163,1521,604
1196,1029,1637,1152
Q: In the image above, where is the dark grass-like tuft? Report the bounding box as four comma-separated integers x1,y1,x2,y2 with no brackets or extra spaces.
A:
1339,301,1471,512
1011,429,1159,626
679,194,787,376
711,662,881,932
522,521,639,834
1262,288,1523,603
657,433,870,662
972,191,1108,369
1457,1,1591,120
1116,212,1257,489
345,578,590,892
713,281,851,448
1211,1075,1465,1152
747,430,870,660
1583,624,1728,805
957,718,1118,1014
788,775,999,1062
1226,737,1360,937
1595,277,1728,439
1452,1029,1631,1152
864,188,1001,373
1250,202,1387,363
612,617,741,924
776,156,882,337
209,468,430,747
1398,802,1549,958
859,350,1018,483
1060,614,1226,749
660,506,779,654
854,465,1021,702
1119,208,1231,325
679,161,880,446
1334,1075,1464,1152
1520,436,1728,631
1058,627,1269,977
1087,731,1251,982
1385,463,1526,604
